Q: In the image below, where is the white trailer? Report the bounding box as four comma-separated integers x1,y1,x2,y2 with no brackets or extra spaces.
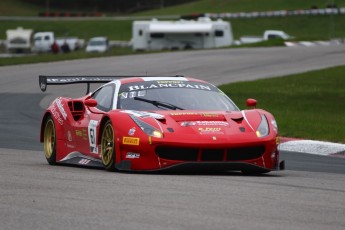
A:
132,17,233,51
6,27,34,53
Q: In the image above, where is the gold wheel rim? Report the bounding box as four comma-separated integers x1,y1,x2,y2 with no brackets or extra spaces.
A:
101,123,114,166
44,119,55,159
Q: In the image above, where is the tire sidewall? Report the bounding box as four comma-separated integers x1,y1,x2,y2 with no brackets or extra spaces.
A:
44,116,57,165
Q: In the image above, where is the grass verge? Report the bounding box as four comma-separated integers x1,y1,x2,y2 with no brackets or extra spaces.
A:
219,66,345,143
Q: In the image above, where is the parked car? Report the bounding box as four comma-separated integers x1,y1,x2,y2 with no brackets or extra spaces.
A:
86,37,109,53
239,30,291,44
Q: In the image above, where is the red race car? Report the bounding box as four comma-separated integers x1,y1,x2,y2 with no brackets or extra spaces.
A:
39,75,284,174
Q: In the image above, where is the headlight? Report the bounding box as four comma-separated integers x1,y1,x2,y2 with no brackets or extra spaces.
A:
256,114,269,138
130,115,163,138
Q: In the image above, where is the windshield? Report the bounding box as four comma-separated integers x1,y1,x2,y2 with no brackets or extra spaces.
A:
117,80,239,111
88,40,107,46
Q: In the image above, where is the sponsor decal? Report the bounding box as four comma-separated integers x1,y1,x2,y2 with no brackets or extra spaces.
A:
55,97,67,120
88,120,99,154
126,152,140,159
75,130,83,136
128,83,211,91
67,130,72,142
51,105,64,125
201,113,220,117
78,159,91,165
181,121,229,127
128,127,136,136
123,137,140,145
66,144,75,149
170,112,198,116
120,90,146,99
157,80,183,84
47,76,116,84
76,129,88,141
198,127,224,135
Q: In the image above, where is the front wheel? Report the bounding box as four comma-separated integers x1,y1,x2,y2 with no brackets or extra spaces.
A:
101,121,116,171
43,116,57,165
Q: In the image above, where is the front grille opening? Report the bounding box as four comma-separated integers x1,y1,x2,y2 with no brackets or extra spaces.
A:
201,149,224,161
156,147,198,161
156,146,265,162
226,146,265,161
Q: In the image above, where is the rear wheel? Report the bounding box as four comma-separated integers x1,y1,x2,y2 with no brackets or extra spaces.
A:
43,116,57,165
101,121,116,171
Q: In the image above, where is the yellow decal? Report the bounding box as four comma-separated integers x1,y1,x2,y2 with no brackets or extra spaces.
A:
170,112,198,116
198,128,222,132
75,130,83,136
201,113,219,117
123,137,140,145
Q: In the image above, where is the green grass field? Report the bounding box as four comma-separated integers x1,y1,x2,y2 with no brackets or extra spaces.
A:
219,66,345,143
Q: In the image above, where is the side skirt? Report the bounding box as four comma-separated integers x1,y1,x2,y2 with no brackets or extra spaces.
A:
58,151,104,168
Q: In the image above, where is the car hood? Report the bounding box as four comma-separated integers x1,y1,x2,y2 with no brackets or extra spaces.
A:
121,110,266,142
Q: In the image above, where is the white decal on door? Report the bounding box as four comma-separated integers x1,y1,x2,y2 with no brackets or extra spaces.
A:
88,120,99,154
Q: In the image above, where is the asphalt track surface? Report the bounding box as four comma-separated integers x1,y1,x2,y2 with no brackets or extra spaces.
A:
1,46,345,230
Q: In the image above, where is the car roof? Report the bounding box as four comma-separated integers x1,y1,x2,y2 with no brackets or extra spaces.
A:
114,76,208,85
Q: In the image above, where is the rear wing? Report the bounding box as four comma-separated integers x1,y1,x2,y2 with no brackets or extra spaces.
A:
39,75,184,94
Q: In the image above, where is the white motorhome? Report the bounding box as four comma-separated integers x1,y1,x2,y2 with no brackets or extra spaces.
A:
6,27,34,53
132,17,233,51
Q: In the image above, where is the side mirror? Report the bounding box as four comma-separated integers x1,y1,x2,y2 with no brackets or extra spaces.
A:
85,99,97,107
246,98,257,108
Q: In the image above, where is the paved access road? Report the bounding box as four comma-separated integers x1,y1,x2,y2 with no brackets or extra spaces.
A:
1,45,345,230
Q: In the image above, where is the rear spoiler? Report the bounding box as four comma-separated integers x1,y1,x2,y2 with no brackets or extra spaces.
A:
39,75,184,94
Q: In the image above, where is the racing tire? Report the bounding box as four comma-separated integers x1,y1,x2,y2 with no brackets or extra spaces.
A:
43,115,57,165
101,120,116,171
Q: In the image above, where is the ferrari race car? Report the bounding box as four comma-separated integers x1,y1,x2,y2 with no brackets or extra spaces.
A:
39,75,285,174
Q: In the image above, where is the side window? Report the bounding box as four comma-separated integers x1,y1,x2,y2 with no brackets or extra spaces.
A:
44,35,50,40
267,34,279,40
92,84,115,112
150,33,165,38
34,36,42,41
215,30,224,37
